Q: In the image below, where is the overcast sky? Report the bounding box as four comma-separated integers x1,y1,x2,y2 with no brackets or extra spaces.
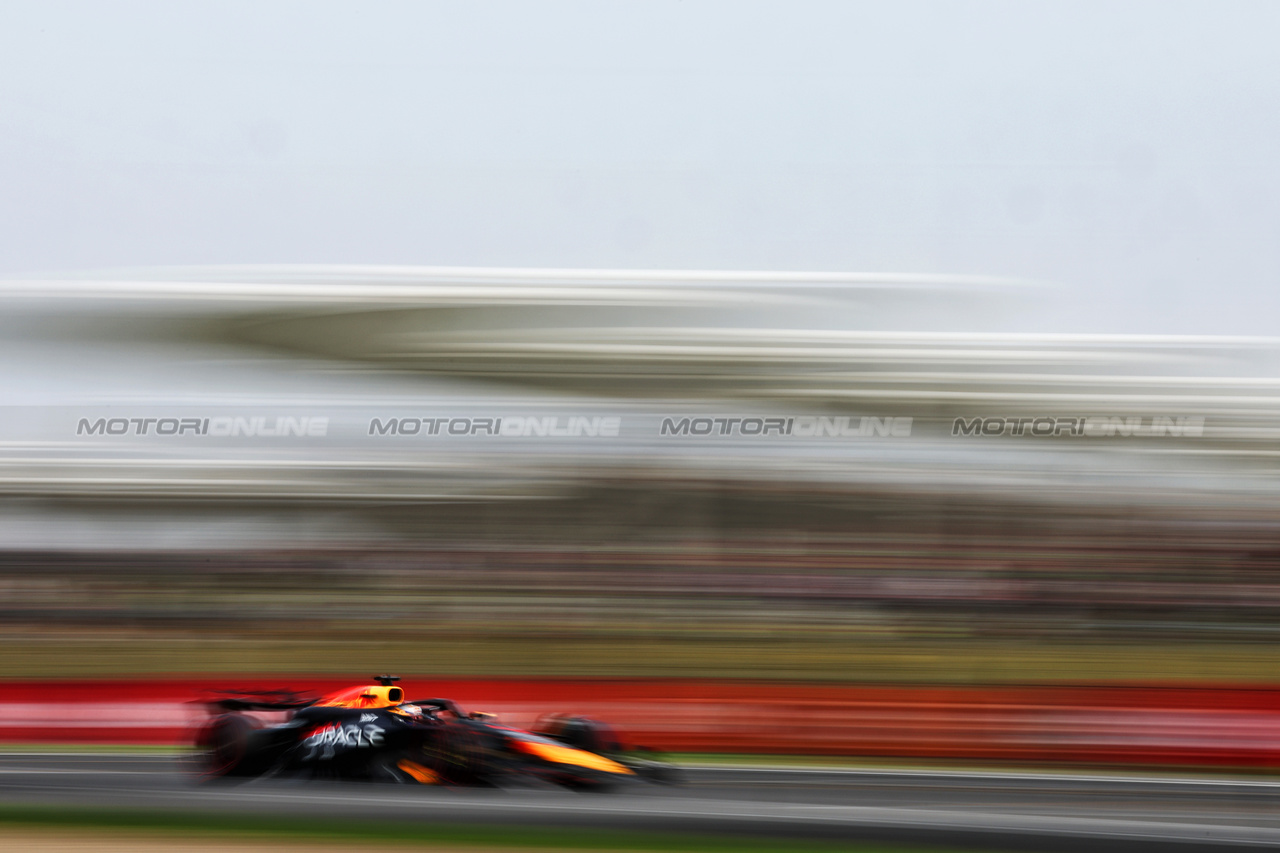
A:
2,1,1279,334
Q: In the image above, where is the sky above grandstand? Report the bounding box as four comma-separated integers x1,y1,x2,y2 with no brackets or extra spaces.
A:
2,0,1278,333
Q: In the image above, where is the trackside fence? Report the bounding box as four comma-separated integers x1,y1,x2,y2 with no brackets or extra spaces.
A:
2,678,1278,768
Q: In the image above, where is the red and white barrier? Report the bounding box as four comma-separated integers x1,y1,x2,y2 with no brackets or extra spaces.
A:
2,678,1278,767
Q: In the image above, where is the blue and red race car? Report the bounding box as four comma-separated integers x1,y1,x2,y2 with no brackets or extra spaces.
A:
193,676,677,790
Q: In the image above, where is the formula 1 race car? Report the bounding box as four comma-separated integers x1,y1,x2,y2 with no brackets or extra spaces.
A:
192,676,677,790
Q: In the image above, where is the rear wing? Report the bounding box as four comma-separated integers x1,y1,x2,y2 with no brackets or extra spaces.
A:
197,689,317,712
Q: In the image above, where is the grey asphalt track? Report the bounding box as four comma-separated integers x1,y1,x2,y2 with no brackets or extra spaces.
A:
1,754,1278,851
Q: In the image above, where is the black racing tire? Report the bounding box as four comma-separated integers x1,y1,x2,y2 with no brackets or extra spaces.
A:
421,723,495,786
542,716,621,755
194,714,261,780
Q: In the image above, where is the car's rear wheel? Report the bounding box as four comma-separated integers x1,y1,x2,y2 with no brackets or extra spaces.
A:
193,714,260,780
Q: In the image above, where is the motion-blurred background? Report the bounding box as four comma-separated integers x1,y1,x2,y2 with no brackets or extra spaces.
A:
2,1,1280,765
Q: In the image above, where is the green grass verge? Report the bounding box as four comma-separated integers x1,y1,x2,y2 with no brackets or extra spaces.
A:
0,804,989,852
